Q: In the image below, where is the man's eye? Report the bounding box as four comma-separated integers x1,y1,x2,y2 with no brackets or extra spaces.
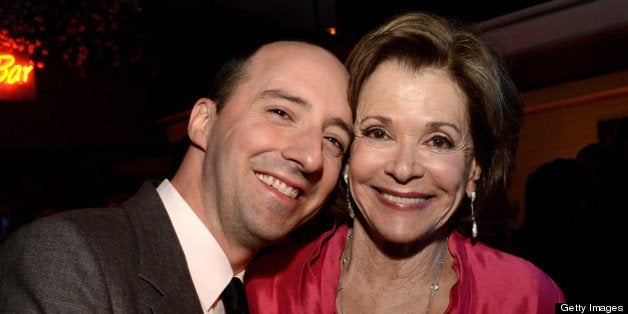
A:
324,136,345,157
270,109,291,119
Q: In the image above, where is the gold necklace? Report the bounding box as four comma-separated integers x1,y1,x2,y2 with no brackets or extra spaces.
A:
337,229,448,314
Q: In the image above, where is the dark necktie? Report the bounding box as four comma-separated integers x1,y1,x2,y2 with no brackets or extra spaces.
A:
220,277,249,314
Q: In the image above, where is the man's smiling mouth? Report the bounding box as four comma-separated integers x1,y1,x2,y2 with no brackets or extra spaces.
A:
255,173,300,199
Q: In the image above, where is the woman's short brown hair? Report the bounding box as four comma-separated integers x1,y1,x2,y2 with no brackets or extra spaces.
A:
345,12,524,234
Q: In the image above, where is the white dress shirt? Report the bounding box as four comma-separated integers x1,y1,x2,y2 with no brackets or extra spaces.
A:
157,179,244,313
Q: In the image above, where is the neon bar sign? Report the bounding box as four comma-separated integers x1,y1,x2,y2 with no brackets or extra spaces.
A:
0,53,36,100
0,54,33,84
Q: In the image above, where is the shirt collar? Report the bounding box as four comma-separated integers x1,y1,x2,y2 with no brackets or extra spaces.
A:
157,179,237,312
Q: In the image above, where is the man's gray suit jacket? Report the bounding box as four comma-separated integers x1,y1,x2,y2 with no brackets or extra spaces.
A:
0,180,203,313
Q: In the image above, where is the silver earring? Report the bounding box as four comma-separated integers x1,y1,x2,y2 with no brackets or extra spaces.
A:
471,191,478,239
343,172,355,219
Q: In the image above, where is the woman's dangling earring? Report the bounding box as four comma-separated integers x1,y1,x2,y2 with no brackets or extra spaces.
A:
343,171,355,219
471,191,478,239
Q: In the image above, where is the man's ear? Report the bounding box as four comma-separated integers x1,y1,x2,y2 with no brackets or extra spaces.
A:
188,98,217,151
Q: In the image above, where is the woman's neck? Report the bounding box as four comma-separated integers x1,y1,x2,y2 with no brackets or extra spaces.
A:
349,222,448,285
336,222,453,313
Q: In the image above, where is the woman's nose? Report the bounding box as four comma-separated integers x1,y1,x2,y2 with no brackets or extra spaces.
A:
384,141,424,183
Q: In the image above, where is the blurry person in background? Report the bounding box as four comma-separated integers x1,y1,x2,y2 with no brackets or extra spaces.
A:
522,139,628,303
522,157,593,302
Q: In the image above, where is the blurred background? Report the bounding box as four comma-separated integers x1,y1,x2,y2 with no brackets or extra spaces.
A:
1,0,627,243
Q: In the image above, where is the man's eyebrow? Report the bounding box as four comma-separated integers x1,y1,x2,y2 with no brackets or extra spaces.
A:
260,89,311,109
331,117,353,139
261,89,352,137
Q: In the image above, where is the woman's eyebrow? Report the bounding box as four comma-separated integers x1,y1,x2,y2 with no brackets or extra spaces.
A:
426,121,461,133
358,115,391,125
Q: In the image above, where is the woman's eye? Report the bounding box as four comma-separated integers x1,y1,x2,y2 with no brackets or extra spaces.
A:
430,135,454,149
363,127,387,139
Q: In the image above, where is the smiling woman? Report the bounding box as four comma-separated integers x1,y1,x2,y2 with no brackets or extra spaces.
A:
244,11,565,313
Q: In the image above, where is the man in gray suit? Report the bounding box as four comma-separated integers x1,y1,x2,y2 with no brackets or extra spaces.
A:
0,40,354,312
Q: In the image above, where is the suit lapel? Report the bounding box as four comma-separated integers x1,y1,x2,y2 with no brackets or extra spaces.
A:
123,180,203,311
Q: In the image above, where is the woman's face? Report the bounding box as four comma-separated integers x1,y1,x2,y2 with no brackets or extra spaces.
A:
349,61,481,244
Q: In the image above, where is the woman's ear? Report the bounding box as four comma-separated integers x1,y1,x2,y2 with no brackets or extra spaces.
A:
342,163,352,187
466,158,482,197
188,98,217,151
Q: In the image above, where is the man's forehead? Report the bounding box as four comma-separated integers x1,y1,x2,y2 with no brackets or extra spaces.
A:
243,42,352,124
251,41,345,75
